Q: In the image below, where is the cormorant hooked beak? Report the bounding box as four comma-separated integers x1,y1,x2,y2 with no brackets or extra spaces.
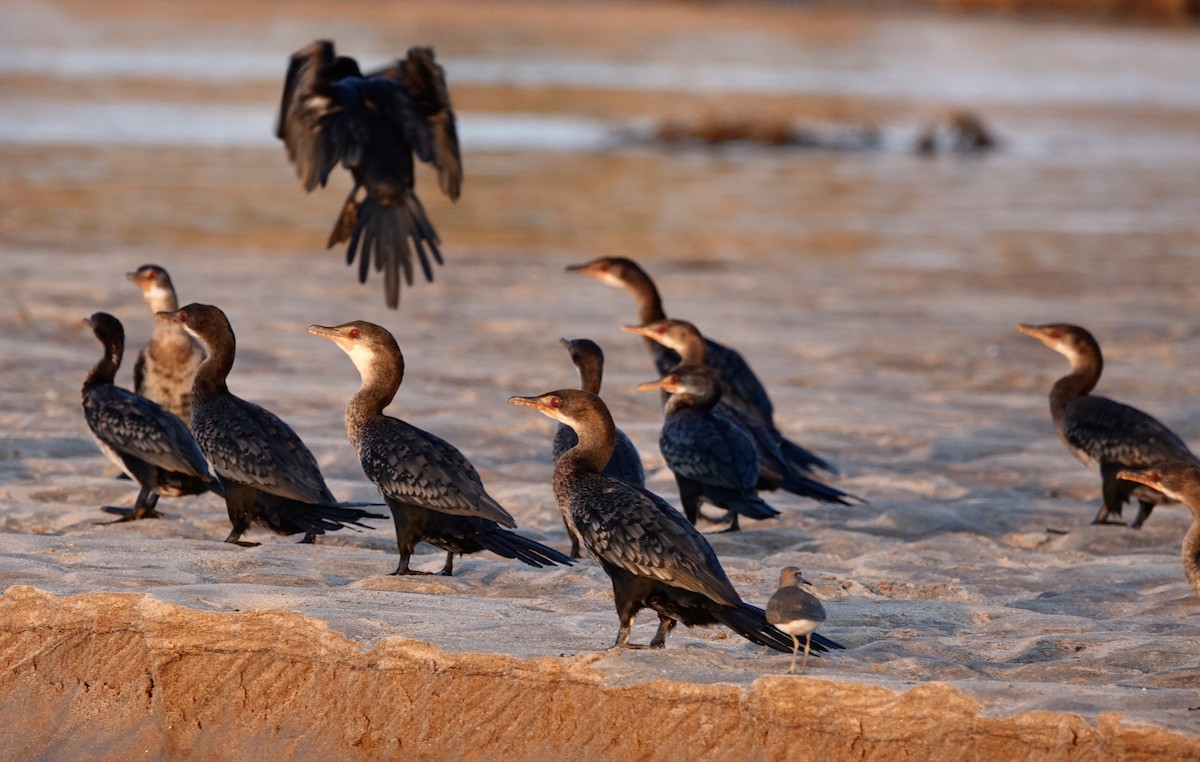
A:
635,375,682,394
308,324,356,349
1117,468,1161,490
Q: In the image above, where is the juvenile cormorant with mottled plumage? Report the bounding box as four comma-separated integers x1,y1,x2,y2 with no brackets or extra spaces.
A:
567,256,835,475
1017,323,1198,529
277,41,462,309
81,312,221,521
158,304,384,545
553,338,644,556
126,264,204,425
310,320,572,576
509,388,843,653
1119,463,1200,596
637,365,779,531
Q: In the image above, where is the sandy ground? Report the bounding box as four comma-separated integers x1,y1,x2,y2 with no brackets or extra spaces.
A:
2,0,1200,757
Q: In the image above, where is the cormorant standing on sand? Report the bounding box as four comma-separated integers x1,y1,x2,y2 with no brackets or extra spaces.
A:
158,304,383,545
554,338,645,556
636,365,779,531
277,40,462,309
1119,463,1200,596
766,567,828,673
509,388,843,654
1017,323,1198,529
81,312,221,521
567,256,836,476
126,264,204,425
310,320,571,576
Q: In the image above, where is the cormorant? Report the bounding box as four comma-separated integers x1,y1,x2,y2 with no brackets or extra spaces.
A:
310,320,572,575
126,264,204,425
766,567,828,673
277,40,462,309
81,312,221,521
637,365,779,531
554,338,645,556
509,388,843,653
1119,463,1200,596
566,256,836,475
158,303,384,545
1017,323,1198,529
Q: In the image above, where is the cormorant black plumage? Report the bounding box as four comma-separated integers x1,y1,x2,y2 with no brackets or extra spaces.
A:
310,320,571,576
568,256,836,476
278,40,462,309
127,264,204,426
158,304,383,545
509,388,843,653
637,365,779,531
81,312,221,521
1018,323,1198,529
553,338,645,556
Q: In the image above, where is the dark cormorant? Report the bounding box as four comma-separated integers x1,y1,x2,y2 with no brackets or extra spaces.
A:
637,365,779,531
554,338,645,556
277,40,462,309
126,264,204,425
766,567,828,673
509,388,843,653
81,312,221,521
158,304,384,545
1119,463,1200,596
310,320,572,575
567,256,836,476
1017,323,1198,529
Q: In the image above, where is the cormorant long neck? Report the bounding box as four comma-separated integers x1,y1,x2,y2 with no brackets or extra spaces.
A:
622,266,667,326
1184,515,1200,595
671,332,707,366
557,408,617,475
345,346,403,449
576,360,603,395
1049,336,1102,418
191,329,235,400
83,338,121,392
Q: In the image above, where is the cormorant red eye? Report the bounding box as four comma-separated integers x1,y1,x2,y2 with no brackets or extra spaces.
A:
597,264,609,273
1049,329,1061,338
549,396,561,408
1152,471,1161,481
177,311,187,322
348,328,360,339
656,325,667,334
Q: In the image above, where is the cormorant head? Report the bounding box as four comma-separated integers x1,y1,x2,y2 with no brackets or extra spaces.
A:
1015,322,1100,370
127,264,178,310
156,303,232,354
1118,462,1200,506
565,256,645,289
308,320,404,388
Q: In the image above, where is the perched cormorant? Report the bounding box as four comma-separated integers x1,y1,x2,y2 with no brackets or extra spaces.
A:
277,40,462,309
81,312,221,521
1118,463,1200,597
310,320,572,575
567,256,836,475
637,365,779,531
554,338,645,556
158,304,384,545
126,264,204,425
509,388,843,654
766,567,828,674
1017,323,1198,529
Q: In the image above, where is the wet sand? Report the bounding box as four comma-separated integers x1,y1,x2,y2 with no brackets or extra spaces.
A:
2,1,1200,758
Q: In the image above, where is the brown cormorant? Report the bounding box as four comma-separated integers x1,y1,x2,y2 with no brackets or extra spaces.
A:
509,388,843,653
1017,323,1198,529
766,567,828,673
158,303,384,545
567,256,836,476
1119,463,1200,596
81,312,221,521
310,320,572,575
278,40,462,309
637,365,779,531
554,338,645,556
126,264,204,425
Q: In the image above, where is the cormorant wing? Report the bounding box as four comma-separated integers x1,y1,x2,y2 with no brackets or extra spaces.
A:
660,409,760,491
368,47,462,201
197,396,335,505
571,475,742,607
359,417,516,527
705,338,775,426
83,386,210,478
277,40,365,192
1064,395,1197,468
